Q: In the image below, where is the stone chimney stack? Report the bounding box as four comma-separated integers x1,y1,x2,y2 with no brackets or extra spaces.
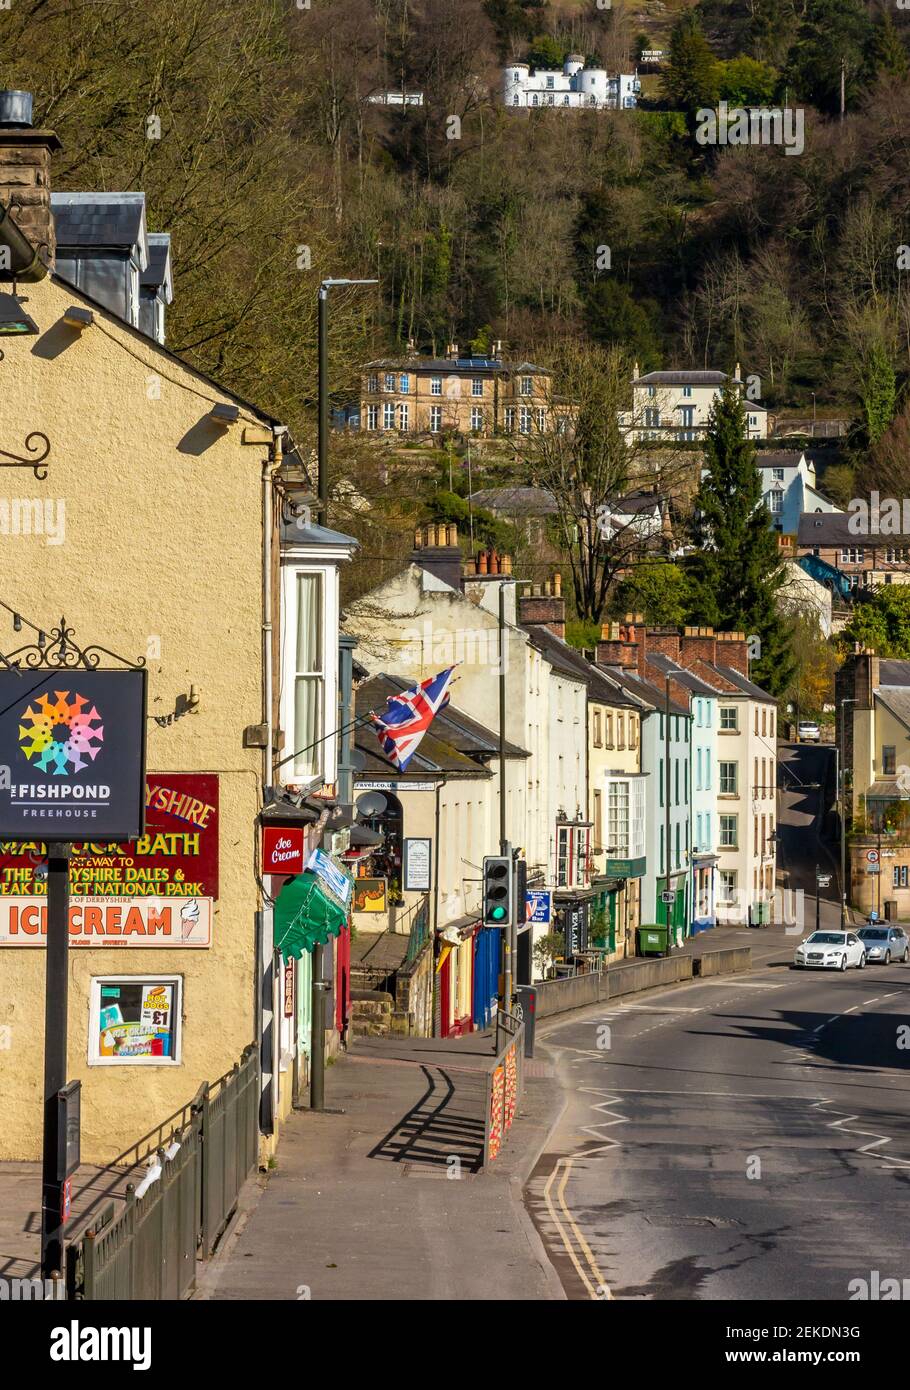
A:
411,522,463,591
0,92,61,271
518,574,565,639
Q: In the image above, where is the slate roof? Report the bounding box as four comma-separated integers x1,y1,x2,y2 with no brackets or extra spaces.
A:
879,661,910,687
646,652,719,699
354,673,529,777
595,664,690,719
875,687,910,731
711,664,776,703
755,451,806,469
521,624,638,707
365,356,548,375
469,486,558,516
52,192,147,263
141,233,172,297
798,510,910,549
633,370,740,387
280,518,359,551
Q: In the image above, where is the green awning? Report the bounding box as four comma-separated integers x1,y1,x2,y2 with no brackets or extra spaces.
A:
274,871,347,960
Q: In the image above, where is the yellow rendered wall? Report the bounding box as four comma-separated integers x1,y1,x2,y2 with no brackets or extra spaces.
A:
0,274,267,1161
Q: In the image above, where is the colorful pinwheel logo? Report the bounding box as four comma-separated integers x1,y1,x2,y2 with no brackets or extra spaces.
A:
18,690,104,775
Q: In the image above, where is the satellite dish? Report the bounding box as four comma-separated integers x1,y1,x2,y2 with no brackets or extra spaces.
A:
356,790,388,817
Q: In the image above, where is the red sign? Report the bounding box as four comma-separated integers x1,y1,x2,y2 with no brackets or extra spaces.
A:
0,774,219,948
61,1177,72,1224
263,826,304,875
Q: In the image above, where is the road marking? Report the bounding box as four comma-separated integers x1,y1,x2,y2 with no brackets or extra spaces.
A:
619,1004,703,1013
693,978,784,989
541,1089,630,1300
813,1100,910,1170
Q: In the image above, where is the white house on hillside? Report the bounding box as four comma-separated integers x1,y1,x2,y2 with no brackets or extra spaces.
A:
756,450,839,534
620,366,770,443
503,55,639,110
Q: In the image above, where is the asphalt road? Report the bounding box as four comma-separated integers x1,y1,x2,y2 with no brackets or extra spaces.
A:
777,741,841,912
526,937,910,1300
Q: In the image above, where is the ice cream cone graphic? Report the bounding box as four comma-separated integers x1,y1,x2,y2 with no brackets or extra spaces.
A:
180,898,200,941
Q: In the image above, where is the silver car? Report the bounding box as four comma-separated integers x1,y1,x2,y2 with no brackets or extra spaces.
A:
794,930,866,971
856,926,910,964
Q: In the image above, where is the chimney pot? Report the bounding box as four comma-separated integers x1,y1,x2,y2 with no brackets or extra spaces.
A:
501,554,512,575
0,91,33,127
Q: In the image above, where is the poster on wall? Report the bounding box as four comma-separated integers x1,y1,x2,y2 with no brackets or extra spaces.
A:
92,978,180,1063
0,669,146,840
0,772,218,947
403,837,432,891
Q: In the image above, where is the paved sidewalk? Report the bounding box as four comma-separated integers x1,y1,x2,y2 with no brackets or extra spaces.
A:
197,1029,564,1302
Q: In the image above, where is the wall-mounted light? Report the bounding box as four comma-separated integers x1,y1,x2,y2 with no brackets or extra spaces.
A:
63,306,94,330
0,292,38,336
210,403,240,427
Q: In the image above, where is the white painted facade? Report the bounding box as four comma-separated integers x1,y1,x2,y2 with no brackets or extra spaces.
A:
502,56,639,110
341,566,590,957
620,368,770,442
714,689,777,923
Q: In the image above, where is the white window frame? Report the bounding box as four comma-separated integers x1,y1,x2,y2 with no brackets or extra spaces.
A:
383,402,395,430
504,407,515,432
719,760,738,795
520,375,533,395
88,975,183,1066
384,372,395,391
397,402,409,431
280,562,338,788
430,405,442,432
471,377,483,397
719,814,738,848
366,404,378,430
430,376,442,396
470,405,483,432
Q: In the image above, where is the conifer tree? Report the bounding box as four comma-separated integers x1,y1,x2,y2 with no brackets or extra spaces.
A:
686,386,794,695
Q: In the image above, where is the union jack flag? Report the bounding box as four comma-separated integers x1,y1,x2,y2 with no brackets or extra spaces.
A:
371,667,457,771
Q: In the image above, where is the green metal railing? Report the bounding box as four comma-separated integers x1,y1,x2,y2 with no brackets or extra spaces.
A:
68,1044,258,1300
404,894,431,964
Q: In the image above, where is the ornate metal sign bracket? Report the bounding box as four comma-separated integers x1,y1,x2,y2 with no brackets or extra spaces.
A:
2,616,146,671
0,430,50,480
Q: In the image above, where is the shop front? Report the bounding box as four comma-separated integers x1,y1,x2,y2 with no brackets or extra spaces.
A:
436,916,477,1037
593,853,646,961
690,853,719,934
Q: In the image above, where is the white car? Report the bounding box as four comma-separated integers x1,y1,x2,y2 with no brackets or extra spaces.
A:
797,721,821,743
794,930,866,971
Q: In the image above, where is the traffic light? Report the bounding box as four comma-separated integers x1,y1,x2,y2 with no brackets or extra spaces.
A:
482,855,513,927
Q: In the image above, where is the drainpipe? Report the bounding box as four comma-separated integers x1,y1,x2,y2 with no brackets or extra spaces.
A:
432,776,448,1035
258,428,284,1132
0,200,47,282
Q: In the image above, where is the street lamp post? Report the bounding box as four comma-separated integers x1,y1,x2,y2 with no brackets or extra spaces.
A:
839,697,857,928
317,278,378,525
311,280,376,1112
